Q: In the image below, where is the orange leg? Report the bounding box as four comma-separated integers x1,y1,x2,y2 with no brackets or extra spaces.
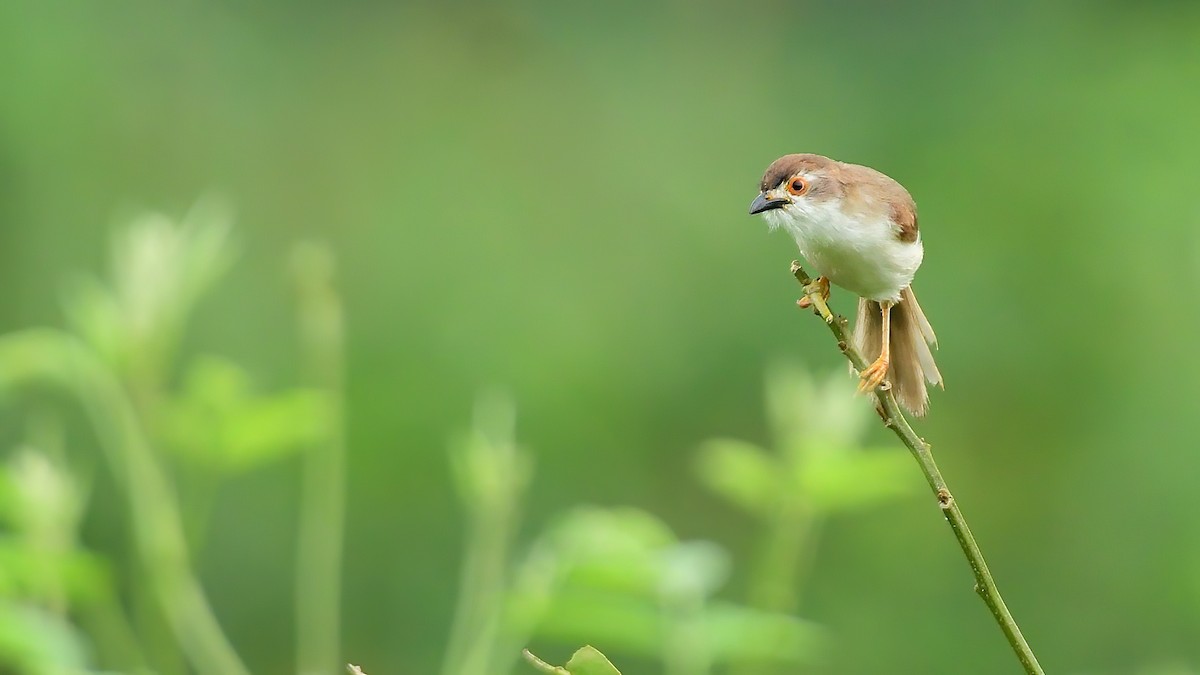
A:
858,300,892,393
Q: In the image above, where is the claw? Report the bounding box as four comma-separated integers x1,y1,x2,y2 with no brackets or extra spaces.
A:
857,356,890,394
799,276,832,321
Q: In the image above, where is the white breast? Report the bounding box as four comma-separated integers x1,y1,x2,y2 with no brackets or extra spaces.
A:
764,201,922,303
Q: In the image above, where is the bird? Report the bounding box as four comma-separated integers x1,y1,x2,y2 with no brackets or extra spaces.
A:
748,153,942,416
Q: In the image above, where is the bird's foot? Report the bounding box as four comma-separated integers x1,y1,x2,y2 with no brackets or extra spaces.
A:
796,276,829,308
797,276,833,323
857,355,890,394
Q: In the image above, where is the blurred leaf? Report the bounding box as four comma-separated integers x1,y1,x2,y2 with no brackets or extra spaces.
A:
0,539,110,606
505,542,565,636
535,587,662,655
5,450,83,539
162,356,333,472
60,198,236,374
702,367,893,518
110,200,236,334
705,601,825,664
542,504,729,605
799,449,917,513
550,508,676,556
0,600,88,673
765,364,815,449
0,449,113,607
175,196,238,306
449,391,531,515
766,365,869,460
547,507,677,596
658,540,730,602
535,588,823,666
59,275,123,368
695,438,779,515
0,471,15,526
0,330,82,397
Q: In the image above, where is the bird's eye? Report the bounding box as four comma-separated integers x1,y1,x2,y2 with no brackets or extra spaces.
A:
786,177,809,196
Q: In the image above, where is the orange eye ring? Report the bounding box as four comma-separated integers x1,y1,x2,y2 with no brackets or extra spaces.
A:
786,177,809,196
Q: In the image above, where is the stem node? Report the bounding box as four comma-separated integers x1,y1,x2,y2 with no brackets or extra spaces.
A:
936,488,953,509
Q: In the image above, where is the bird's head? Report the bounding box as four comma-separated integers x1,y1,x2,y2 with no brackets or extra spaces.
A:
748,153,844,230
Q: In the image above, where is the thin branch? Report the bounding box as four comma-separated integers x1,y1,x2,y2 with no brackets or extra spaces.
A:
789,262,1045,675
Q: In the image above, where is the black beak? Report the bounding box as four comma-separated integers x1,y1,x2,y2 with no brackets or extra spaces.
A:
749,192,789,215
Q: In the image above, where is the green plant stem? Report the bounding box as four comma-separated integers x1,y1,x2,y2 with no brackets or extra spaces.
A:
442,395,528,675
441,495,516,675
662,593,712,675
0,331,251,675
738,499,821,675
789,263,1044,675
78,595,150,673
88,351,251,675
293,244,347,675
521,649,566,674
748,498,818,615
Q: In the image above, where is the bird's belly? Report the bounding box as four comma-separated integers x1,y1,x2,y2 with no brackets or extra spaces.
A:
789,216,922,302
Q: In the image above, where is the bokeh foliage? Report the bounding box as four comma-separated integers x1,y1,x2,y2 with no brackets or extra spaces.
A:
1,1,1200,673
0,212,919,674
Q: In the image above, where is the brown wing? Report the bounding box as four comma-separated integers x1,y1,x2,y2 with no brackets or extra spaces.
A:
890,201,919,243
839,161,920,243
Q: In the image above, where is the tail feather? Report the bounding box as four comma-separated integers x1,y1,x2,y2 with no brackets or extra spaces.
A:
854,297,883,376
904,287,938,348
853,287,941,417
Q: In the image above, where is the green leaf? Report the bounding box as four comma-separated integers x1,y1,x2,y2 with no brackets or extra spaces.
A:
564,646,622,675
524,646,622,675
694,438,779,515
161,356,333,472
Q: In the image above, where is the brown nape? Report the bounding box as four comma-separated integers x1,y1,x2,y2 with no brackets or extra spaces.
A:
759,153,837,192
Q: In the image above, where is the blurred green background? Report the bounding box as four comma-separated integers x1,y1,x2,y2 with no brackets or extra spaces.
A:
2,1,1200,674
